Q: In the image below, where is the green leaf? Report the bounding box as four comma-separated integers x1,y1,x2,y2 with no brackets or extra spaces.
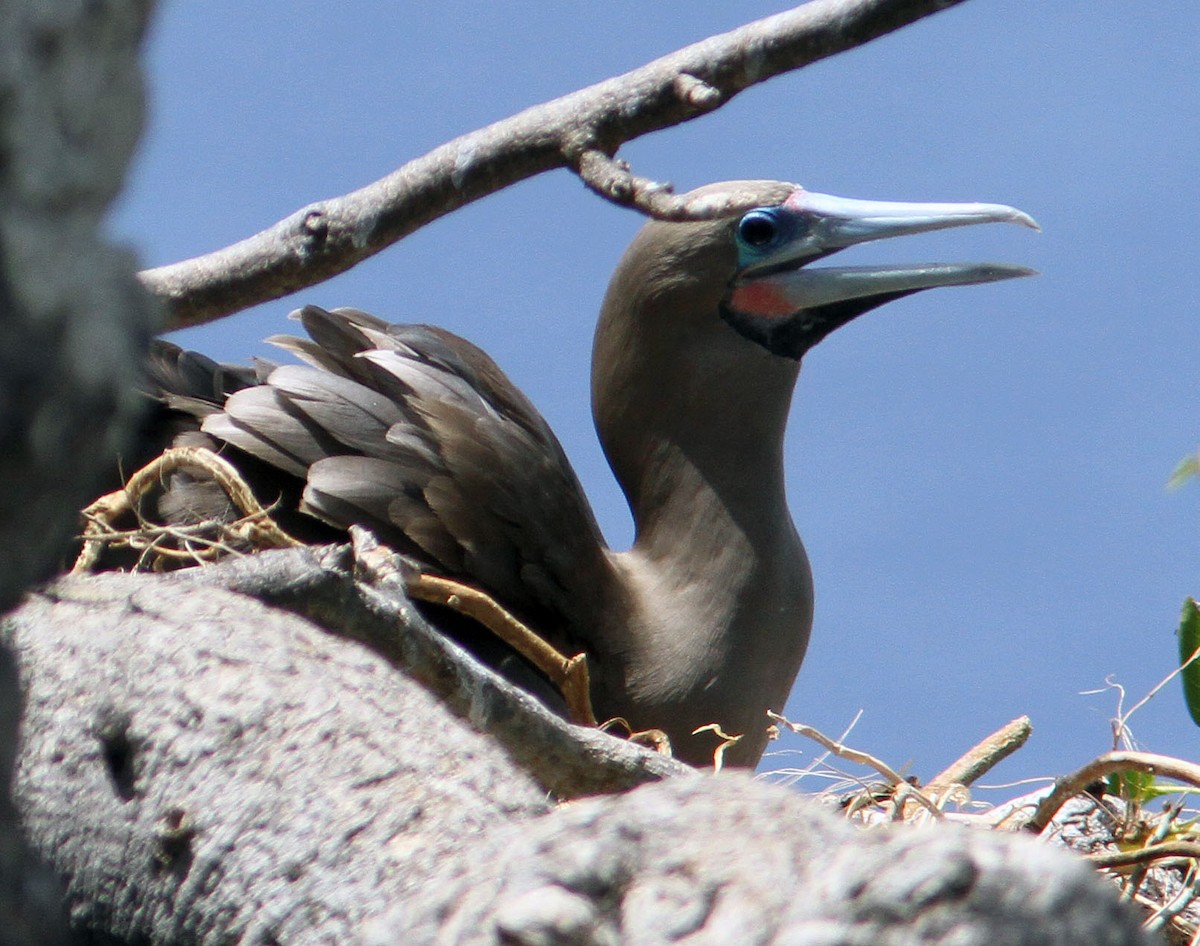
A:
1105,769,1200,803
1106,768,1158,802
1168,453,1200,489
1177,597,1200,728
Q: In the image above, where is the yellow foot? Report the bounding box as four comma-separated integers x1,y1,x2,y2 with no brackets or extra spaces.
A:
347,528,598,728
403,570,598,727
692,723,743,772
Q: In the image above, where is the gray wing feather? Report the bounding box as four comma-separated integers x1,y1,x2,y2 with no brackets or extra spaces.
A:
197,305,609,633
204,386,344,478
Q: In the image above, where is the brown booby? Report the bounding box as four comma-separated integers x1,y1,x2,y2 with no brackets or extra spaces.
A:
144,181,1036,767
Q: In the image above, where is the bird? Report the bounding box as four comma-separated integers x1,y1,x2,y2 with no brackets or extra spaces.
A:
139,181,1036,767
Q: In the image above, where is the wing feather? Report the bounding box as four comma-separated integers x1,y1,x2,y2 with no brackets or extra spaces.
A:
186,305,610,634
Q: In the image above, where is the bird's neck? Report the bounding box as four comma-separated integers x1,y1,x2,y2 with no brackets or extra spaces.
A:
605,359,806,636
590,318,813,763
627,411,791,559
593,315,803,558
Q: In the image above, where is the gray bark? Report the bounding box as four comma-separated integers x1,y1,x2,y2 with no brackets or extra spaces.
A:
0,1,157,943
8,572,550,945
3,560,1156,946
0,0,156,612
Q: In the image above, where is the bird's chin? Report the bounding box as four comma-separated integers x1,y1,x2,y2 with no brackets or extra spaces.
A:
719,292,913,360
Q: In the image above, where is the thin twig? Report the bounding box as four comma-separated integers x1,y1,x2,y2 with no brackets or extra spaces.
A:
1146,861,1200,934
1088,841,1200,870
891,781,948,821
1119,646,1200,739
768,712,907,786
1121,802,1182,902
138,0,969,329
73,447,301,573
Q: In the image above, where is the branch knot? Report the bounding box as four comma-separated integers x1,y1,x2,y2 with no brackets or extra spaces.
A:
674,73,723,110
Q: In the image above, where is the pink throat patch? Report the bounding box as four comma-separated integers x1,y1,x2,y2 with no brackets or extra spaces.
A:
728,281,793,320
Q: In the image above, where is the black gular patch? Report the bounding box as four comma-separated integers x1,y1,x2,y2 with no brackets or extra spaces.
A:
720,291,919,361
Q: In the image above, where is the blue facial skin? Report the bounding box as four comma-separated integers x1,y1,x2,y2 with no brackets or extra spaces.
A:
734,208,785,263
724,203,901,361
734,207,801,271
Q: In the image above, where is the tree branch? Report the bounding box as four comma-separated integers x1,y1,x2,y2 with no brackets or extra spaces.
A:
140,0,969,329
176,545,692,799
3,575,1155,946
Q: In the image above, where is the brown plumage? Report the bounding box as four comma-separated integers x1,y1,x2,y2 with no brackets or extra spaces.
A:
147,181,1036,766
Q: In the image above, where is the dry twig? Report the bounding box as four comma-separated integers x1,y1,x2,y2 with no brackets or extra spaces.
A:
74,447,301,573
1025,752,1200,835
898,716,1033,820
768,711,908,787
766,711,949,818
1089,842,1200,871
925,716,1033,795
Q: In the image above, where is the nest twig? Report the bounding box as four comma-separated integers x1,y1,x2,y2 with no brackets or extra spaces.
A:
73,446,301,574
765,712,1200,943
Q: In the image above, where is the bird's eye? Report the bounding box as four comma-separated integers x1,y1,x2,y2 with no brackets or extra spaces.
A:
736,210,782,250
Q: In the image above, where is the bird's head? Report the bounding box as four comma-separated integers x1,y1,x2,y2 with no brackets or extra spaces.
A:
592,179,1037,511
598,179,1038,366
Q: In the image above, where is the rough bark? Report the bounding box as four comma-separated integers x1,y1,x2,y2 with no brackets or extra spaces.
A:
377,776,1154,946
7,573,550,945
0,2,157,943
177,544,693,799
3,562,1156,946
0,0,156,611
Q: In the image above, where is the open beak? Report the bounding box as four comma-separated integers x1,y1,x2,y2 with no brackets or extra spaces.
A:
724,188,1039,358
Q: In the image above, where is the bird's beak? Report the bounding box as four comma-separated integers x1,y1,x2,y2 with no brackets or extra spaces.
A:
724,189,1039,358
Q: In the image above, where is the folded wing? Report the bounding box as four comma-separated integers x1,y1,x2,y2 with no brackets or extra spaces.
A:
170,305,611,637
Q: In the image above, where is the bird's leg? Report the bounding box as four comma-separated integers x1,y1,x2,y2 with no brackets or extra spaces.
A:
403,573,598,727
74,446,301,573
347,527,597,727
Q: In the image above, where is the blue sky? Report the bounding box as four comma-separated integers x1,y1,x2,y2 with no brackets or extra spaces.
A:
110,2,1200,791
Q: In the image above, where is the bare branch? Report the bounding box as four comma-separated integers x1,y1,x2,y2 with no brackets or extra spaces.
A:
1088,842,1200,871
1024,751,1200,835
140,0,970,329
768,711,909,786
899,716,1032,821
925,715,1033,796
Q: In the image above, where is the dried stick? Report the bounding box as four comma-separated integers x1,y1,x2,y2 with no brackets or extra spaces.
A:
898,716,1032,821
924,716,1033,797
73,447,301,572
1024,751,1200,834
140,0,969,329
768,712,908,786
1088,841,1200,871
